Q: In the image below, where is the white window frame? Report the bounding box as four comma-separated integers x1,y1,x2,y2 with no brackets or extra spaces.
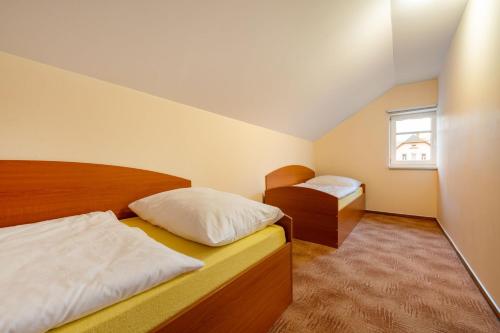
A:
388,106,437,170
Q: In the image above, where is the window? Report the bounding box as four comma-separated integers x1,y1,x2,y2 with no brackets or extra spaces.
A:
388,107,436,169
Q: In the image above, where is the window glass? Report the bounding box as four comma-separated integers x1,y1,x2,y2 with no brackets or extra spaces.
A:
395,117,431,133
395,132,432,162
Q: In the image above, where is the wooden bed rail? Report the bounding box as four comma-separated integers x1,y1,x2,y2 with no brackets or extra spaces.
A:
276,214,293,242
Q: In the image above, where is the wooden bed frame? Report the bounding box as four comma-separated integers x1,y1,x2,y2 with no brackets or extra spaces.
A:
0,160,292,333
264,165,365,248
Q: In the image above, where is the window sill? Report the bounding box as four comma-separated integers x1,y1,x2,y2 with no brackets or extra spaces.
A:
388,165,437,170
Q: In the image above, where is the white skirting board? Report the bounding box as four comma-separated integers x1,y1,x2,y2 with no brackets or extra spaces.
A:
435,218,499,318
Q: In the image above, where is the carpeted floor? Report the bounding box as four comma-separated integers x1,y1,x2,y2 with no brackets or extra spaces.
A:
269,213,499,333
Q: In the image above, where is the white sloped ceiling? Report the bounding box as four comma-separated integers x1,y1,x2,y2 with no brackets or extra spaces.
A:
0,0,467,140
392,0,468,84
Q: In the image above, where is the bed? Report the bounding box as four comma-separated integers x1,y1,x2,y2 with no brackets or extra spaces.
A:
0,160,292,333
263,165,365,248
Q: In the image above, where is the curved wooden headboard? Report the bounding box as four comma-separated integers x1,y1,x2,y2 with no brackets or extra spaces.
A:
0,161,191,228
265,165,315,190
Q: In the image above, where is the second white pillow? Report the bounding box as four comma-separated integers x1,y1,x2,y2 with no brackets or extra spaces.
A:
129,187,284,246
306,175,362,188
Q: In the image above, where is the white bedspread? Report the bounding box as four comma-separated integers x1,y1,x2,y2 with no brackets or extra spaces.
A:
295,183,358,199
0,211,204,333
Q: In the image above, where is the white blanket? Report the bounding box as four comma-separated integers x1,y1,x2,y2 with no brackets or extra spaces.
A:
295,183,358,199
0,211,204,333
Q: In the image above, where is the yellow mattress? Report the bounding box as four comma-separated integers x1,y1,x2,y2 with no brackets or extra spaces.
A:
338,186,363,211
51,218,286,333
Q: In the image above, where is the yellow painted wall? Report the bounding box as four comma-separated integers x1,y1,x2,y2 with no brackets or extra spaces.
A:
437,0,500,305
314,80,438,217
0,52,313,200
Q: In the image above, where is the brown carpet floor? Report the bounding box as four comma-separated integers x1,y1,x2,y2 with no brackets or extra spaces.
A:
269,213,499,333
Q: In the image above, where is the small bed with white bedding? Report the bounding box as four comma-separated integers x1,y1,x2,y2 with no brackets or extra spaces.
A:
264,165,365,248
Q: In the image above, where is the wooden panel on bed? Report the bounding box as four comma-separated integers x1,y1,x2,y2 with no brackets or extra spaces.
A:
0,160,190,227
264,186,339,247
155,243,292,333
265,165,314,190
337,189,366,247
276,214,293,242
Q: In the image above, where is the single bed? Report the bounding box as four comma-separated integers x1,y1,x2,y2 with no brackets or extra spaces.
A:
263,165,365,248
0,160,292,333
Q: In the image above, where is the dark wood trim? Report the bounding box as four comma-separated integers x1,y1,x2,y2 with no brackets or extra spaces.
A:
434,219,500,319
364,210,436,221
154,243,293,333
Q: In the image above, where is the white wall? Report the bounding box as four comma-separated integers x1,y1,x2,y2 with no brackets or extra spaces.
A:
437,0,500,306
0,52,313,201
315,80,438,217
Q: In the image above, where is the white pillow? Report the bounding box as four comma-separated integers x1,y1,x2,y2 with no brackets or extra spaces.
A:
295,183,358,199
129,187,284,247
306,175,362,188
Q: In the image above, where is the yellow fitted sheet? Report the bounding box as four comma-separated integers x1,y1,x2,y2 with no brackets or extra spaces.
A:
51,218,286,333
338,186,363,211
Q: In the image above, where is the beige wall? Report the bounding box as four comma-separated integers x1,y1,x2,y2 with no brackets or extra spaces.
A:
314,80,438,217
437,0,500,306
0,52,313,200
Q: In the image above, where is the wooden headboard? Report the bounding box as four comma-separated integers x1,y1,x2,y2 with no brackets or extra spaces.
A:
0,161,191,228
265,165,315,190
